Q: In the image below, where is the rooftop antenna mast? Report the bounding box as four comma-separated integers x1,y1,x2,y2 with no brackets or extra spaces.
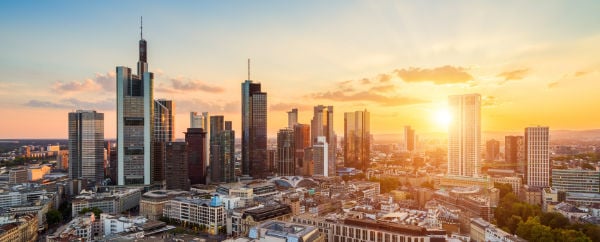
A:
247,58,251,80
140,16,143,39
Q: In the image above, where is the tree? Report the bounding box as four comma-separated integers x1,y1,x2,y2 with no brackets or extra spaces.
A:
79,207,102,217
540,212,570,229
516,217,554,242
553,229,592,242
46,209,62,226
494,182,513,198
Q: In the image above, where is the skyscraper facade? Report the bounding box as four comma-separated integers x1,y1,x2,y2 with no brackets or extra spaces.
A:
186,128,207,185
154,99,175,142
241,79,267,178
311,105,336,176
294,124,311,176
525,126,550,188
403,126,415,152
485,139,500,161
448,94,481,177
68,110,104,183
313,136,329,177
190,111,210,174
277,128,295,176
210,116,235,183
287,108,298,129
165,142,190,190
505,136,525,173
116,25,154,185
343,110,370,171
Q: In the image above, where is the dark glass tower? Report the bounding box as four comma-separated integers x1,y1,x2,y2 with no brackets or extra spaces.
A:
210,117,236,183
241,61,267,178
68,110,104,183
187,128,207,185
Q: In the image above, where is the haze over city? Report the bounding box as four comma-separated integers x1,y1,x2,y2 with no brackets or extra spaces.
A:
1,1,600,139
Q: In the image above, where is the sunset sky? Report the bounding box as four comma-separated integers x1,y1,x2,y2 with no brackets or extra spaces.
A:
1,1,599,139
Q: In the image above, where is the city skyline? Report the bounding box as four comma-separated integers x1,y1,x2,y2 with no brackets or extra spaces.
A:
2,1,600,139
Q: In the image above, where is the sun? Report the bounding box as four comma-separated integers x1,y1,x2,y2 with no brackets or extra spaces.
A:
434,108,452,128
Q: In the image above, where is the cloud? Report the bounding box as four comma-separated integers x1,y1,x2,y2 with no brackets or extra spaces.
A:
24,98,114,110
311,91,425,106
378,74,392,83
169,77,224,92
369,84,395,93
394,65,473,84
547,81,560,88
574,70,591,77
482,96,498,107
52,72,116,93
497,68,529,83
360,78,370,84
270,102,312,112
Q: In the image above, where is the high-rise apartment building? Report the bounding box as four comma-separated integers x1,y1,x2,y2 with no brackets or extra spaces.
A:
505,136,525,173
165,142,190,190
186,128,207,185
344,110,370,171
311,105,336,176
448,94,481,177
287,109,298,129
241,67,267,178
116,23,154,185
525,126,550,188
277,128,295,176
68,110,104,183
154,99,175,142
294,124,311,176
485,139,500,161
403,126,416,152
313,136,329,177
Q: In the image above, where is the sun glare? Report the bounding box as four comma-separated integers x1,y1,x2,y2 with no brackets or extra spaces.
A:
434,108,452,128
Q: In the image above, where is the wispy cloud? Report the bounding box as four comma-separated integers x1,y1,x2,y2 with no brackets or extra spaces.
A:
176,99,238,114
311,91,425,106
497,68,529,84
394,66,473,84
24,98,114,110
170,77,224,92
52,72,115,93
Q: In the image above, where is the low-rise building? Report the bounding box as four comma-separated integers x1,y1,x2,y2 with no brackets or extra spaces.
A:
71,188,141,217
140,190,189,220
247,220,324,242
47,213,96,242
552,169,600,193
163,195,226,235
0,214,38,242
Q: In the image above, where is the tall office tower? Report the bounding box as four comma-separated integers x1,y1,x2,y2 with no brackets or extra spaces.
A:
448,94,481,177
277,128,295,176
403,126,416,152
343,110,370,171
186,128,207,185
287,109,298,129
311,105,336,176
68,110,104,183
486,139,500,161
151,141,165,185
165,142,190,190
313,136,329,177
211,121,235,183
505,136,524,173
116,21,154,185
294,124,311,176
241,62,268,178
210,115,224,183
154,99,175,142
190,111,210,174
525,126,550,188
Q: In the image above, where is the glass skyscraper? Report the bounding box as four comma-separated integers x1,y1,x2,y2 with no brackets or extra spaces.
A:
344,110,370,171
448,94,481,177
68,110,104,183
311,105,336,176
116,26,154,185
241,78,267,178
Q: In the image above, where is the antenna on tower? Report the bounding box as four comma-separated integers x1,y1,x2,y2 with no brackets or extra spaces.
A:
247,58,251,80
140,16,143,39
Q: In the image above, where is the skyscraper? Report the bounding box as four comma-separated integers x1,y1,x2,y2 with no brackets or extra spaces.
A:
448,94,481,177
154,99,175,142
68,110,104,183
209,116,234,183
311,105,336,176
186,128,207,185
190,111,210,174
277,128,295,176
287,108,298,129
505,136,525,173
485,139,500,161
241,61,268,178
313,136,329,177
294,124,311,176
116,21,154,185
403,126,415,152
344,110,370,171
165,142,190,190
525,126,550,188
